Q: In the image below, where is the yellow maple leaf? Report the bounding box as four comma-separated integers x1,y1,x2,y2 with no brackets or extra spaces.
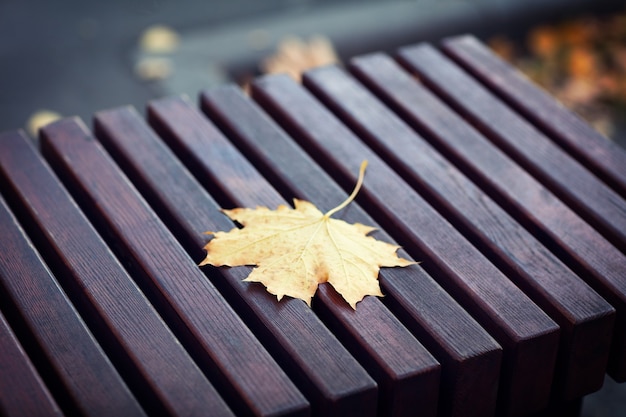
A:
200,161,414,309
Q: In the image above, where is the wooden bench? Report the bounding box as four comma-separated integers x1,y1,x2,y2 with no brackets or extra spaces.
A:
0,35,624,417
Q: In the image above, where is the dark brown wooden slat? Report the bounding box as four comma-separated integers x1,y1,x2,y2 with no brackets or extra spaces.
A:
139,95,437,417
0,162,146,417
201,85,504,417
304,63,615,401
38,118,308,417
441,35,626,199
397,43,626,254
0,130,233,417
250,74,561,417
0,307,62,417
95,103,379,417
352,52,626,382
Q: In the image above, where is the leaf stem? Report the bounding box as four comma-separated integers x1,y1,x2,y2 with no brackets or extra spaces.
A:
325,160,368,218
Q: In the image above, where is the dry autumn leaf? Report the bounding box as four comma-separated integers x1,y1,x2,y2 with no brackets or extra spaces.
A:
200,161,414,308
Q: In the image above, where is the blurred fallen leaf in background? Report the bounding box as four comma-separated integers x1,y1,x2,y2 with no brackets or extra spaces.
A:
139,25,180,54
135,57,173,81
135,25,180,82
27,110,61,137
489,9,626,138
261,35,339,82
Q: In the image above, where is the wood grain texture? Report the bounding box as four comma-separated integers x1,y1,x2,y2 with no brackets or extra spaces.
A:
2,37,622,417
0,306,62,417
397,43,626,253
441,35,626,199
96,103,378,417
142,94,439,417
201,85,504,417
309,61,614,400
0,129,233,416
96,103,376,415
359,50,626,381
38,118,308,417
250,74,560,417
0,153,146,417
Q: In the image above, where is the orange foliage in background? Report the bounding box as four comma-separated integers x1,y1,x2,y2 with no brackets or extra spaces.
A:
489,10,626,138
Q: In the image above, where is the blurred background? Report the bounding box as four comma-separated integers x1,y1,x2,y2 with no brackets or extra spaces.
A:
1,0,625,414
1,0,625,147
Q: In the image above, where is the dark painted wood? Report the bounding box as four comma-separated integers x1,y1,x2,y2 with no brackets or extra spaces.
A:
355,51,626,382
0,129,233,416
304,63,615,401
141,95,437,417
38,118,308,417
397,43,626,254
0,155,146,417
441,35,626,199
0,307,62,417
250,74,561,417
2,38,622,416
201,85,504,417
95,103,380,417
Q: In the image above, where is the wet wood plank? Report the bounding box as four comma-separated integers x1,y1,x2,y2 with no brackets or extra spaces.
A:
0,130,234,417
250,74,561,417
39,118,309,417
201,85,505,417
